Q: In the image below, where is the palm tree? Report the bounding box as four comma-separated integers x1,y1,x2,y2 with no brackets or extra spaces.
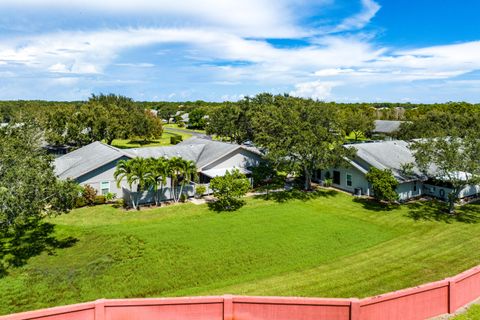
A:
148,157,169,206
114,159,137,209
168,157,186,202
178,160,197,200
115,158,154,209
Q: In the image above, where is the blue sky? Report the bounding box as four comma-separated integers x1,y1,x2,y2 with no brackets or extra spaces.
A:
0,0,480,102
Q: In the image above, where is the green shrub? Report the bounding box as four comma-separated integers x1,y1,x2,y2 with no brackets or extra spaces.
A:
112,198,125,208
82,184,97,205
74,196,87,208
94,195,106,205
323,179,333,187
180,193,187,203
105,192,116,202
170,135,183,145
177,121,185,128
209,169,250,212
195,185,206,197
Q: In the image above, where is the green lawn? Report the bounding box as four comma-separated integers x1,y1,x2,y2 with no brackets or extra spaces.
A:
111,131,192,148
453,304,480,319
164,123,207,134
1,191,480,314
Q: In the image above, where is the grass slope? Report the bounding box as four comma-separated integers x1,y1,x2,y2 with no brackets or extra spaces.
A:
1,191,480,314
454,304,480,319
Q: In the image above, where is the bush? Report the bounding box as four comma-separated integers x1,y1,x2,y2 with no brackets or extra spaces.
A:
209,169,250,212
74,196,87,208
105,192,116,202
112,198,125,209
82,184,97,206
94,195,106,205
177,121,185,128
170,135,183,145
323,178,333,187
366,168,399,203
195,185,207,197
179,193,187,203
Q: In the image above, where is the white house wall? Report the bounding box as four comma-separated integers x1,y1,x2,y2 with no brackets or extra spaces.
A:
396,181,422,201
202,148,262,171
76,156,130,198
323,167,371,196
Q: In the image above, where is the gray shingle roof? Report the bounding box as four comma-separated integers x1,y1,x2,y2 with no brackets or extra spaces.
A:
124,144,205,163
346,140,425,182
178,137,240,168
54,138,253,180
54,141,125,179
373,120,403,134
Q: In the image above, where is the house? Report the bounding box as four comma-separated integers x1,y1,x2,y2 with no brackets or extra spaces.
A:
372,120,404,140
319,140,480,202
54,137,262,202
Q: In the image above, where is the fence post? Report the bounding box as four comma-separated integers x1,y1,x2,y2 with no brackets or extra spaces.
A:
448,279,457,314
350,298,360,320
95,299,106,320
223,295,233,320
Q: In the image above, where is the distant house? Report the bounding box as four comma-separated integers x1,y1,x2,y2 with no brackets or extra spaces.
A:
54,137,262,203
372,120,405,140
319,140,480,202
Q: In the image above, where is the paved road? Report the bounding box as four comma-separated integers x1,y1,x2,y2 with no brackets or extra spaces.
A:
164,127,212,140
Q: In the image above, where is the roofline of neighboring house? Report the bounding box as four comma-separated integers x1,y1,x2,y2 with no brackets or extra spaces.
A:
197,145,243,170
73,154,129,180
56,142,130,179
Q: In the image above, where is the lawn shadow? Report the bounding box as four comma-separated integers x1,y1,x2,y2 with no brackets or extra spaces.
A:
406,200,480,224
353,197,399,212
1,221,78,277
254,188,338,203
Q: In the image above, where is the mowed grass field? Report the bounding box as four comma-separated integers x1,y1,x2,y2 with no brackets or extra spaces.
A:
111,130,192,148
1,190,480,314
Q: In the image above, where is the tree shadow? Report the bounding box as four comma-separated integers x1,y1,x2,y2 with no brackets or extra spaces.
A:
1,221,78,277
352,197,399,212
207,198,246,212
406,200,480,224
254,188,338,203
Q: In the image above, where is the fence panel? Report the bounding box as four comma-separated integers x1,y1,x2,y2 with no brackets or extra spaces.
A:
451,266,480,311
359,280,449,320
231,296,352,320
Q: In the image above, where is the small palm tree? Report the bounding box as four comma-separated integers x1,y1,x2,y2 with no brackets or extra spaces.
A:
148,157,169,206
115,158,154,209
114,159,137,209
168,157,187,202
178,160,197,200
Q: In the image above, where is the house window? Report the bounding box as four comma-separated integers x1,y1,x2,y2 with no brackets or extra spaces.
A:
413,181,417,192
333,171,341,185
100,181,110,195
346,174,352,187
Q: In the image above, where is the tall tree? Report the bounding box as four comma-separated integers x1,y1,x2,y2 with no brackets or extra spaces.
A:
252,95,354,190
411,134,480,213
0,124,78,275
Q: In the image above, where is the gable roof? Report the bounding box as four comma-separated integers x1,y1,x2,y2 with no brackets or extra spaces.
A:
177,137,241,168
346,140,425,182
124,144,205,163
373,120,404,134
54,141,126,179
54,138,261,180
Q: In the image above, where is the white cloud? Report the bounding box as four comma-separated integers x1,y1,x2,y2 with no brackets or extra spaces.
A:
0,0,479,101
290,81,338,100
0,0,311,38
333,0,381,32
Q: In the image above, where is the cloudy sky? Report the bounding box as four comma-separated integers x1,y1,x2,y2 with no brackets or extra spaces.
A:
0,0,479,102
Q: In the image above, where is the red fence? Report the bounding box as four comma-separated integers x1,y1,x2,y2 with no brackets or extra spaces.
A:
2,265,480,320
